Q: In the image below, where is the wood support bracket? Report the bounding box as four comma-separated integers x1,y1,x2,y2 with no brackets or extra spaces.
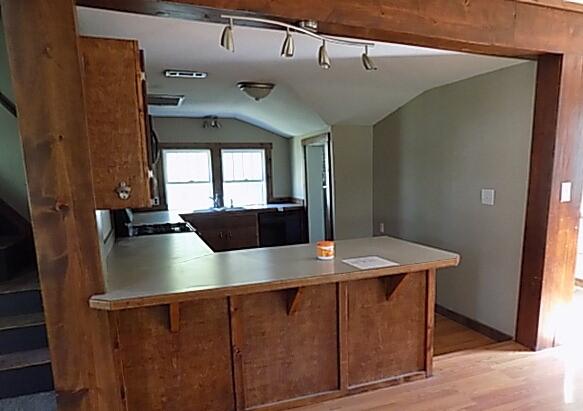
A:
169,303,180,333
382,274,406,301
287,287,305,315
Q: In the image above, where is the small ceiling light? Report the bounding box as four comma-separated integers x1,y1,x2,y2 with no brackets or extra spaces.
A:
318,40,331,70
238,82,275,101
220,18,235,52
202,116,221,129
281,28,295,58
361,45,378,71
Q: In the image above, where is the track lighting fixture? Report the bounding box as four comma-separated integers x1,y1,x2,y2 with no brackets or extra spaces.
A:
318,40,331,70
219,14,378,71
220,18,235,52
361,45,377,71
281,28,295,58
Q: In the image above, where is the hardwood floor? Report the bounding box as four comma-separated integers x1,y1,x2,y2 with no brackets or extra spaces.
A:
297,300,583,411
298,341,583,410
434,313,495,356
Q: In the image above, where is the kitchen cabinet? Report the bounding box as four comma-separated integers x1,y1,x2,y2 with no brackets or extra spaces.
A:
182,213,259,252
80,36,153,209
181,207,307,252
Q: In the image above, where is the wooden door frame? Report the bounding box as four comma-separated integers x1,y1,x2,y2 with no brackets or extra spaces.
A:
3,0,583,409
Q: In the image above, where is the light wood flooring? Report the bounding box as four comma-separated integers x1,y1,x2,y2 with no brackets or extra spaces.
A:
297,305,583,411
434,314,496,356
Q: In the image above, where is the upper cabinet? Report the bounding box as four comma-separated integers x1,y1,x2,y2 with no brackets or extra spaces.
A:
80,36,154,209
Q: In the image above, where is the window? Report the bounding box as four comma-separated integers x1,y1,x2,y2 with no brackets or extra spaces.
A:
222,149,267,207
160,144,272,211
163,149,214,211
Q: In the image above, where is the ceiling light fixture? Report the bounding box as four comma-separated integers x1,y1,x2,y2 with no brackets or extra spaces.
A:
281,28,295,58
220,18,235,52
361,46,378,71
238,82,275,101
219,14,377,71
318,40,331,70
202,116,222,129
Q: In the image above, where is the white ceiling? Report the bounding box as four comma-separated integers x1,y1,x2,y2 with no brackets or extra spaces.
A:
77,7,525,137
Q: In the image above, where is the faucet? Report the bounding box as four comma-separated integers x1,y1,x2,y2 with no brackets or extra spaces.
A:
210,193,223,209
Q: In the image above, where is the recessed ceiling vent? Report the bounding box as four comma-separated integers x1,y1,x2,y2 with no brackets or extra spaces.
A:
147,94,185,107
164,69,208,79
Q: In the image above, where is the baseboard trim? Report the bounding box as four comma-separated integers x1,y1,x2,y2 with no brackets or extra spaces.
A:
435,304,512,343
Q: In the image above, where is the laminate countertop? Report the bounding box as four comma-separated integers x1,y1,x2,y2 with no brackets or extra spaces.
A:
90,233,459,311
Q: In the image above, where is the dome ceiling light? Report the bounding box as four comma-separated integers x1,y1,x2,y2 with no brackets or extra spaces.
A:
219,14,378,71
237,82,275,102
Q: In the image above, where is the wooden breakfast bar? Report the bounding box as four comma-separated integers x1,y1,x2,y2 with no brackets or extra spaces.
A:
90,233,459,411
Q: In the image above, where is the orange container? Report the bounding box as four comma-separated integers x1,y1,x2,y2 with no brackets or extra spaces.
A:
316,241,335,260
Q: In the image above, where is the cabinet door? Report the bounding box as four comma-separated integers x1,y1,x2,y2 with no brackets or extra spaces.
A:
225,214,259,250
80,36,151,209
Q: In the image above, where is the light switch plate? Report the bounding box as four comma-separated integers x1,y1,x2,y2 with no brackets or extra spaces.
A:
481,189,495,206
561,181,572,203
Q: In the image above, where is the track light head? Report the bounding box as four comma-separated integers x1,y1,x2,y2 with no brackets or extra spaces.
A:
361,46,377,71
318,41,331,70
281,29,295,58
221,18,235,52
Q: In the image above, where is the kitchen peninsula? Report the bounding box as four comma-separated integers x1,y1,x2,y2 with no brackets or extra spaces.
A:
90,233,459,411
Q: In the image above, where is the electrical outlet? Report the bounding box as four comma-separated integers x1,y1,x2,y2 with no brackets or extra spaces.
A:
379,222,385,234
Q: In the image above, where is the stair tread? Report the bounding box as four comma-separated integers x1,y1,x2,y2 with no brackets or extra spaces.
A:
0,348,50,371
0,312,44,331
0,268,40,294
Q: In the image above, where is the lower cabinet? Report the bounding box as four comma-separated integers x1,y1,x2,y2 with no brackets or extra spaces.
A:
181,208,307,252
181,213,259,252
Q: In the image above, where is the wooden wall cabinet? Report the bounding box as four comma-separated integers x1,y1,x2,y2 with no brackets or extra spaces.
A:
80,36,153,209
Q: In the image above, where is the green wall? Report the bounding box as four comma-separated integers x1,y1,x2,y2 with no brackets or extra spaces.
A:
373,62,536,336
0,21,29,219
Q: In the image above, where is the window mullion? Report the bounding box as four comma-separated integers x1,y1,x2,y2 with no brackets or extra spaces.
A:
211,144,224,207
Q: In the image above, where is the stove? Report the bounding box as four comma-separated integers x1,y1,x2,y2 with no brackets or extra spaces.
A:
131,222,192,237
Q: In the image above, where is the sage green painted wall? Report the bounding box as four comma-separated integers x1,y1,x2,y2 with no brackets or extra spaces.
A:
0,22,29,219
373,62,536,336
153,117,293,198
332,125,373,240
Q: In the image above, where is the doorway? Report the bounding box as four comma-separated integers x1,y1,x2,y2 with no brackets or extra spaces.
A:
303,134,333,243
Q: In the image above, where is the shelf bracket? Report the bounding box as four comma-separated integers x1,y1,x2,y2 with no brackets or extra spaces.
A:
382,274,406,301
287,287,305,315
169,303,180,333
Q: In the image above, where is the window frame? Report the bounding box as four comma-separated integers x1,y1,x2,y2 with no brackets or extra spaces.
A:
161,148,214,211
158,142,274,210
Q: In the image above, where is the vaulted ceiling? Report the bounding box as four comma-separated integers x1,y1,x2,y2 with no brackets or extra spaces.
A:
77,7,525,137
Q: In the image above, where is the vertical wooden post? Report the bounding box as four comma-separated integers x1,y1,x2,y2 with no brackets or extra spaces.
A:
0,1,122,409
517,54,583,350
337,282,349,391
424,269,436,377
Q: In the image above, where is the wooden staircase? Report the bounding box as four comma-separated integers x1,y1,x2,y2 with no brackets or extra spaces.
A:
0,200,53,399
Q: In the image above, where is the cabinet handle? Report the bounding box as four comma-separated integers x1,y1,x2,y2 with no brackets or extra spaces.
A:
228,231,232,240
219,232,223,239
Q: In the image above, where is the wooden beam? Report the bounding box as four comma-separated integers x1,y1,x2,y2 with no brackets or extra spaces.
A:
169,303,180,332
516,54,583,350
79,0,583,56
0,1,122,409
287,287,305,315
425,269,436,377
228,296,246,411
382,274,406,301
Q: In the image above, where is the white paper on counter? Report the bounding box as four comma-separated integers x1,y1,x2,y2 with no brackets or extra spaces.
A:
342,256,399,270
